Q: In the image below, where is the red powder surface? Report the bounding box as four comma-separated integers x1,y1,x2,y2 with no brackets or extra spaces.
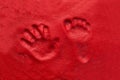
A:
0,0,120,80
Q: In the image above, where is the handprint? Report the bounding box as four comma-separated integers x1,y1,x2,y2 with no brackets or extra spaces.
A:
20,23,60,61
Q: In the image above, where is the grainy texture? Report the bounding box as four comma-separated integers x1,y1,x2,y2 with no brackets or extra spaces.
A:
0,0,120,80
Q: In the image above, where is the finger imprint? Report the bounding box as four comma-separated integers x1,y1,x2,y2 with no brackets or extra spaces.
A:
43,26,51,39
32,24,43,38
23,29,36,42
20,38,32,50
30,26,42,39
38,24,46,33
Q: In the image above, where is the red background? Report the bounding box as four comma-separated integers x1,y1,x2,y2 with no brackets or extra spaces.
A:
0,0,120,80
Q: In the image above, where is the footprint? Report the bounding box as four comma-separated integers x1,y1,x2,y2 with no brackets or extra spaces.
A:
63,17,91,43
63,17,92,63
20,23,60,61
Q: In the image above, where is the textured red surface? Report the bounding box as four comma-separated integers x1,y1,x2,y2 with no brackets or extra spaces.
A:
0,0,120,80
